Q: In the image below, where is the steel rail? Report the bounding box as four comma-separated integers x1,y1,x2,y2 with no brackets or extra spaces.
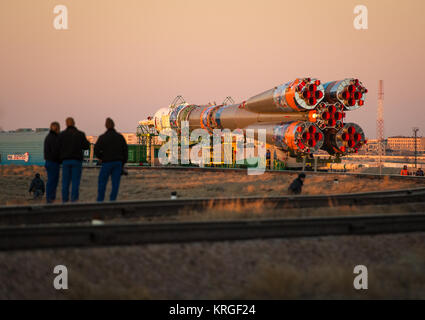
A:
1,213,425,251
0,187,425,226
92,165,425,181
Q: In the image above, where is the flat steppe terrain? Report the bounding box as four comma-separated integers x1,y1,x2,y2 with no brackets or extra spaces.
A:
1,165,424,206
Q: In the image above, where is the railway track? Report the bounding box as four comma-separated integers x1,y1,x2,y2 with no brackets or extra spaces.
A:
96,164,425,181
1,213,425,251
1,187,425,226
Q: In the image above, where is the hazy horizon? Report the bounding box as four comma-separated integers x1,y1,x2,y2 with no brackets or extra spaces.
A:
1,0,425,138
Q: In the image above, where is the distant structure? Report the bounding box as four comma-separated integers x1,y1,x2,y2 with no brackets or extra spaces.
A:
387,136,425,153
377,80,385,173
86,135,98,144
121,133,138,144
413,127,420,168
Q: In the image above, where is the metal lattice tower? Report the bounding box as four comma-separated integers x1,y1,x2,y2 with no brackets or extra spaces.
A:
413,127,419,168
377,80,385,173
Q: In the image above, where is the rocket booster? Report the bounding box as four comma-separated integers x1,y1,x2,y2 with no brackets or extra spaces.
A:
139,78,367,157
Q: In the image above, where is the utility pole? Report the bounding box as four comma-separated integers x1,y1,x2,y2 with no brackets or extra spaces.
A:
413,127,419,168
377,80,385,174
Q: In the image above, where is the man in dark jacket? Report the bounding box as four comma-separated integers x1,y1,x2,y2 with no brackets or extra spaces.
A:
57,117,90,202
29,173,45,199
94,118,128,201
288,173,306,195
44,121,60,203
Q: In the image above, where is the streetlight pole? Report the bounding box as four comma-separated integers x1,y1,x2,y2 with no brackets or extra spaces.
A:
413,127,419,168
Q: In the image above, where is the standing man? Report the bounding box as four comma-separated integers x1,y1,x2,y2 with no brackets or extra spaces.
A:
44,121,61,203
94,118,128,202
58,117,90,202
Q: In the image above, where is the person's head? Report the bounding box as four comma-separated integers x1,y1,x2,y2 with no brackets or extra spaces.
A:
35,173,40,179
50,121,60,134
404,165,408,170
65,117,75,128
105,117,115,130
298,173,306,181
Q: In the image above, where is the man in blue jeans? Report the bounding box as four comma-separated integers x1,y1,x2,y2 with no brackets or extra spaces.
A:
57,117,90,202
44,121,61,203
94,118,128,201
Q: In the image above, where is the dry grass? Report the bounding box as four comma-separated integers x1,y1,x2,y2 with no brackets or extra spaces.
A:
238,247,425,299
174,201,425,222
1,165,424,206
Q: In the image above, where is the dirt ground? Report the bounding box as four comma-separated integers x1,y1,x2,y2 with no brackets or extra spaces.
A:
1,165,425,206
0,232,424,299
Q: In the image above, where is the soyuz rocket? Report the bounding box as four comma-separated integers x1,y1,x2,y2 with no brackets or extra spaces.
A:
139,78,367,157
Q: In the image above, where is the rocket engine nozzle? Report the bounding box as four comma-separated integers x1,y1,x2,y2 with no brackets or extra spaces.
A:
321,122,366,155
273,121,324,154
323,78,367,111
315,102,344,130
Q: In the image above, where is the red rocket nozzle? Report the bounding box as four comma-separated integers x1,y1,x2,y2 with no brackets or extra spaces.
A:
358,100,364,106
329,119,336,126
315,80,321,86
309,84,317,92
354,91,362,100
335,112,343,120
347,98,356,106
348,140,355,148
342,133,349,141
348,126,356,134
322,112,330,120
342,91,350,100
303,90,311,99
302,132,311,140
315,91,323,99
348,85,355,93
309,139,317,147
315,132,323,140
340,146,346,153
308,97,317,105
354,133,362,141
309,125,317,134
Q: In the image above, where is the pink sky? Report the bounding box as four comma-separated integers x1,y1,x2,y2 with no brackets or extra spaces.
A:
1,0,425,138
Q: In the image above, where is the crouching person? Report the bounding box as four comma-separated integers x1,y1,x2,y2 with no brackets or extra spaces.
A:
288,173,306,195
29,173,45,199
94,118,128,202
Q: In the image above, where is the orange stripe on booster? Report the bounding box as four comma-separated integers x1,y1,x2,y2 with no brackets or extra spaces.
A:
200,107,208,130
285,121,300,150
285,79,301,112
